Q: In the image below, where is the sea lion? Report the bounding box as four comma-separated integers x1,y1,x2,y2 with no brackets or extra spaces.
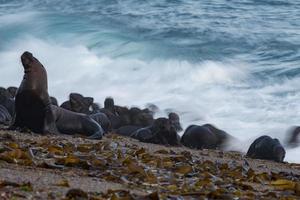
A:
103,97,131,118
181,125,218,149
61,93,94,114
51,105,104,139
89,112,111,133
181,124,232,149
131,118,180,146
246,135,285,162
11,51,57,134
100,97,130,129
99,106,122,129
69,93,93,114
168,112,183,132
0,105,12,125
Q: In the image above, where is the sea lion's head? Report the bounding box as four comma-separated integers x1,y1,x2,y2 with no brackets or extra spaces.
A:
70,93,94,114
21,51,35,69
168,112,183,132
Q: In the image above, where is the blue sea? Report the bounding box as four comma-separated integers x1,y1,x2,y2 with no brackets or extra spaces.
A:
0,0,300,161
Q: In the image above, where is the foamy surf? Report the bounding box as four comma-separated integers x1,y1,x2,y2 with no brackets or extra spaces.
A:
1,0,300,163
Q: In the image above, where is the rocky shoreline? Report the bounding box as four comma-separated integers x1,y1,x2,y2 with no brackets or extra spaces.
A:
1,52,298,164
0,128,300,199
1,52,300,199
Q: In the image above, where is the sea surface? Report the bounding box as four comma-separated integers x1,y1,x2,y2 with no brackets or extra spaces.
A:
0,0,300,162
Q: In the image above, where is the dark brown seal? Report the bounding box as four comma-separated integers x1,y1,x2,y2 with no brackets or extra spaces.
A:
130,118,180,146
11,52,57,133
181,124,233,150
100,97,130,129
51,105,104,139
246,135,285,162
61,93,96,114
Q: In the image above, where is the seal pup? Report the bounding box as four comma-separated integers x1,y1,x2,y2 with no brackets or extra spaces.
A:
61,93,94,114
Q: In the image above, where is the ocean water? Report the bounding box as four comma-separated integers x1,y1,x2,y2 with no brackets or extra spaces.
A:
0,0,300,162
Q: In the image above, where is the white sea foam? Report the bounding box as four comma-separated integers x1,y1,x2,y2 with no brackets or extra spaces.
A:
0,11,38,25
1,37,300,163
